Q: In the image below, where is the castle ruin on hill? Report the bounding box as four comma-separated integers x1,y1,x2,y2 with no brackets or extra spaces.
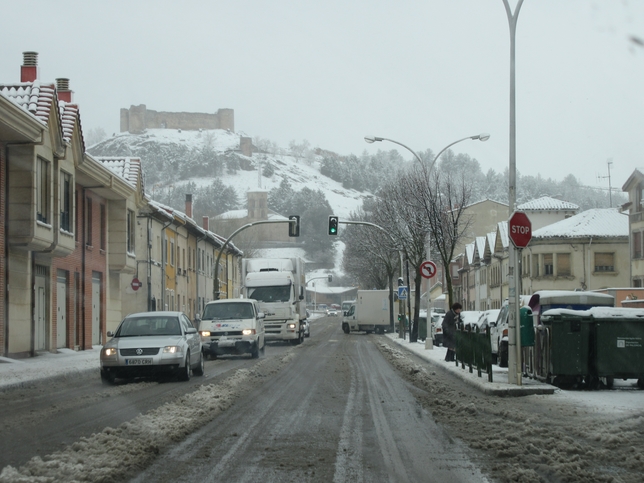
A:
120,104,234,134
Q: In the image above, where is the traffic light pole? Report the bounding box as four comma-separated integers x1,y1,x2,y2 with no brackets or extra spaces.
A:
213,218,299,299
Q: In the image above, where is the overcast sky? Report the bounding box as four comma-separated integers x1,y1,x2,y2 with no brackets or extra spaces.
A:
2,0,643,192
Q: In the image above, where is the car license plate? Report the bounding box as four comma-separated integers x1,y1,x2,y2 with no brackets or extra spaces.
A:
126,358,153,365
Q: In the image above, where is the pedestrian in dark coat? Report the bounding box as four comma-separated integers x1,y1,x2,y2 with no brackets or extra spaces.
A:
442,303,462,362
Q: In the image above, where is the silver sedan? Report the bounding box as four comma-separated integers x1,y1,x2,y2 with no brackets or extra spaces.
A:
100,311,204,384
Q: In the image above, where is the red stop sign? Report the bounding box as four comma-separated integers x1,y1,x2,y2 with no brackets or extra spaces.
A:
508,211,532,248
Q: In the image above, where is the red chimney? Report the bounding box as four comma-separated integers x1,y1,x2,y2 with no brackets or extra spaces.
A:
21,51,39,82
56,78,73,102
185,194,193,218
202,216,209,231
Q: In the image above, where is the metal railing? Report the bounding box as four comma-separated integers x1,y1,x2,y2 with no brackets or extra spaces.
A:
455,323,494,382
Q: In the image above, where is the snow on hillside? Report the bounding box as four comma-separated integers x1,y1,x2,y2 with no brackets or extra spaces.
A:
93,129,368,219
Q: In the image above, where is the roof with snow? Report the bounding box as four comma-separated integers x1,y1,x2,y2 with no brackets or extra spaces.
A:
466,198,508,209
97,157,143,189
0,82,56,127
517,196,578,212
147,199,242,254
58,102,81,144
532,208,628,239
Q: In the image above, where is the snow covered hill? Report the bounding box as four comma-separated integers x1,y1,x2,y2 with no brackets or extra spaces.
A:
88,129,369,219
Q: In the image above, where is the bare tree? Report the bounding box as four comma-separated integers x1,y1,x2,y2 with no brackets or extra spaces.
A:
375,172,430,342
407,165,474,308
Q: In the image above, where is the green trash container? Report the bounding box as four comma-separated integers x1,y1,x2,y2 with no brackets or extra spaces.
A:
541,311,593,385
520,306,535,347
419,315,427,341
592,308,644,388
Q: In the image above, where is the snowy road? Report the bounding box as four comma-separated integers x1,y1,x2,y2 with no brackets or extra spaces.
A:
1,317,643,482
0,340,294,473
130,319,485,483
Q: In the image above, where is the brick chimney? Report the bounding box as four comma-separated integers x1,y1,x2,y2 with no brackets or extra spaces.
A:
202,216,209,231
21,51,39,82
185,194,193,218
56,78,73,102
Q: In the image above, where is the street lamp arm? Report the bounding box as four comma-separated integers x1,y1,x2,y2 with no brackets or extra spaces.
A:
364,136,423,164
433,133,491,166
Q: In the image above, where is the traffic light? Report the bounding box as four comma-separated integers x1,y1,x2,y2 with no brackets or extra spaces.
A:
328,216,339,236
288,215,300,237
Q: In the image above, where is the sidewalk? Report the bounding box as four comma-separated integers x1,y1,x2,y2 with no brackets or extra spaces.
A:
385,333,556,396
0,346,101,391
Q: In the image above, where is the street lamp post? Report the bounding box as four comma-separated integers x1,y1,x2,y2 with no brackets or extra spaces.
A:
364,133,490,347
503,0,525,386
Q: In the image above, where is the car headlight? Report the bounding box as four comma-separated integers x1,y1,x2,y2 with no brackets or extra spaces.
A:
287,323,296,329
200,330,211,337
103,347,117,357
163,346,182,354
242,329,256,336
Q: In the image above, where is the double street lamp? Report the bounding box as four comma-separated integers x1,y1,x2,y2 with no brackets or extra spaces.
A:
363,133,490,345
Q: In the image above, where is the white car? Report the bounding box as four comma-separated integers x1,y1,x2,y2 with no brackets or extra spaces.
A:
431,312,445,346
459,311,484,329
303,319,310,337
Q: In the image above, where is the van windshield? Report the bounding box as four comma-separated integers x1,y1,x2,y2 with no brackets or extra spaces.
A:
248,285,291,303
203,303,254,320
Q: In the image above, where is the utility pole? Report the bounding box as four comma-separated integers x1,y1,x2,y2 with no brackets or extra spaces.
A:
597,159,614,207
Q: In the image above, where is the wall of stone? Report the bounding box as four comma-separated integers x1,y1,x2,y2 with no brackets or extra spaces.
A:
120,105,234,133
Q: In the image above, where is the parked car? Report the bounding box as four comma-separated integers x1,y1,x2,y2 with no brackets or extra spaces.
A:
100,311,203,384
459,311,484,329
474,309,501,362
490,296,532,367
198,299,265,359
431,312,445,346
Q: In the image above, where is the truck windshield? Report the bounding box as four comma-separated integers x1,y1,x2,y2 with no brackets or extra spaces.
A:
248,285,291,303
203,303,254,320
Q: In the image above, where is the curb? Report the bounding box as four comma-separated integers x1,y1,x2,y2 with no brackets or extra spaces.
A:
0,366,98,393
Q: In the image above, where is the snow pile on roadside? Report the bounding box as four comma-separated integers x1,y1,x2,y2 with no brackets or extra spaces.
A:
377,340,644,483
0,350,293,483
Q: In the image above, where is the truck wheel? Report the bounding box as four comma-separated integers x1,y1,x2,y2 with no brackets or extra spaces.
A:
251,344,260,359
343,326,350,334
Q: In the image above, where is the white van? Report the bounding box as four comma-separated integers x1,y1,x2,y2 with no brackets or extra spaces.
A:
198,299,265,359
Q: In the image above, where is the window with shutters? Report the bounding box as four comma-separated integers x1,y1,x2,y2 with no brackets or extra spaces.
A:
595,253,614,272
544,254,553,275
60,171,72,232
37,157,50,224
127,209,135,254
86,197,93,246
634,231,642,259
532,255,539,277
556,253,571,276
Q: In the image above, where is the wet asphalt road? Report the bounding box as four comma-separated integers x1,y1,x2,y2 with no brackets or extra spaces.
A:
129,318,487,483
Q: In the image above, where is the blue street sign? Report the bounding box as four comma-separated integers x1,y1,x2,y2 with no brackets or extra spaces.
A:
397,286,408,300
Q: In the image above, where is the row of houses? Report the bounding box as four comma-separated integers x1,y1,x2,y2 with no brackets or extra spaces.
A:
424,181,644,311
0,52,243,358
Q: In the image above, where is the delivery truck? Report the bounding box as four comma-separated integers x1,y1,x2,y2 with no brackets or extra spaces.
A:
241,257,307,344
